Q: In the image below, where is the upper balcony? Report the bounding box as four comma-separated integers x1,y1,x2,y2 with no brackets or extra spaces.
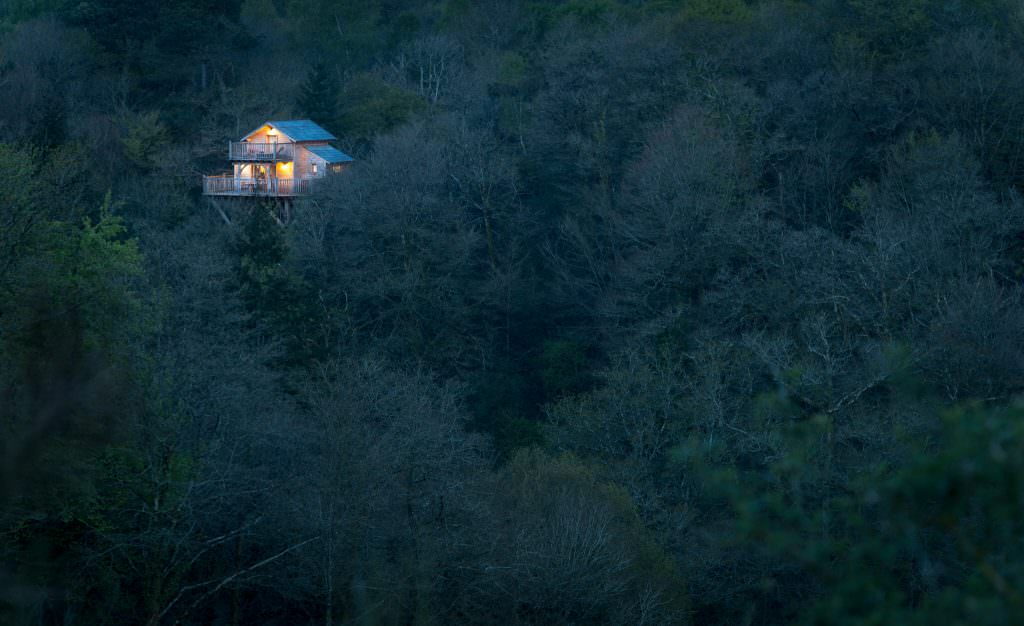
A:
229,141,295,161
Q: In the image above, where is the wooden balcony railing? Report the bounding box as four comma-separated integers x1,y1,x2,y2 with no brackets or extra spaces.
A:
228,141,295,161
203,176,312,197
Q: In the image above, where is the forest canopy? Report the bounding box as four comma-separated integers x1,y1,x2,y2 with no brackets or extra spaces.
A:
2,1,1024,624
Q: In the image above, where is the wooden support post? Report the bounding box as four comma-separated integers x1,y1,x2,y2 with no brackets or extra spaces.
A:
269,205,285,228
209,198,233,226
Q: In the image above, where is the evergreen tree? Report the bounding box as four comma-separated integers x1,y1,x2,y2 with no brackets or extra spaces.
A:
233,206,328,365
296,60,339,129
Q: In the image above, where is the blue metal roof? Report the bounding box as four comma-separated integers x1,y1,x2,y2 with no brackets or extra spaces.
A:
306,144,354,164
266,120,336,142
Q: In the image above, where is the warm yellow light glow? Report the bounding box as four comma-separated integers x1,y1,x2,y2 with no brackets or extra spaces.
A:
276,161,293,178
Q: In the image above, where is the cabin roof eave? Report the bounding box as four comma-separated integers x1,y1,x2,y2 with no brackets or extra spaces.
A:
241,123,297,143
241,120,337,143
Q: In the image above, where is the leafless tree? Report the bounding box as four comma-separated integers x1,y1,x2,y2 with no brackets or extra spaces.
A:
391,35,465,106
286,357,490,625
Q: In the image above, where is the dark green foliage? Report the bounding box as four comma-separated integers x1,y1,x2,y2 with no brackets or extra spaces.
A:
234,206,328,364
0,165,146,621
235,205,290,312
68,0,243,95
295,60,340,132
4,0,1024,624
726,403,1024,625
336,73,424,152
539,339,590,397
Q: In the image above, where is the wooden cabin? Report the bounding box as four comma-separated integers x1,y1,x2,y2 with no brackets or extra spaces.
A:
202,120,353,198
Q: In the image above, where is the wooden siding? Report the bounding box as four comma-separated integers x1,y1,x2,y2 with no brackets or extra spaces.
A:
246,125,286,143
295,144,321,179
309,154,325,177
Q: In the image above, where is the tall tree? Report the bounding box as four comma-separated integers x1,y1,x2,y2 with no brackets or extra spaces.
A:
296,60,340,129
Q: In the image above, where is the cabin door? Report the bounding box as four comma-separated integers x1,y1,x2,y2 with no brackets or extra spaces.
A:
255,165,268,193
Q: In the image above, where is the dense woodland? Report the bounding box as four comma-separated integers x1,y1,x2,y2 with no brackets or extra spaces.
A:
2,0,1024,624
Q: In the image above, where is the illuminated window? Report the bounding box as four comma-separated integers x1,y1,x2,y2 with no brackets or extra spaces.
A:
312,163,318,175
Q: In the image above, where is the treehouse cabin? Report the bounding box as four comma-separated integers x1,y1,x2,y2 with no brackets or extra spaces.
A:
202,120,353,198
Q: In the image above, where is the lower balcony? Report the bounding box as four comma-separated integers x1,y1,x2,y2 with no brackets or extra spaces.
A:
203,176,312,197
